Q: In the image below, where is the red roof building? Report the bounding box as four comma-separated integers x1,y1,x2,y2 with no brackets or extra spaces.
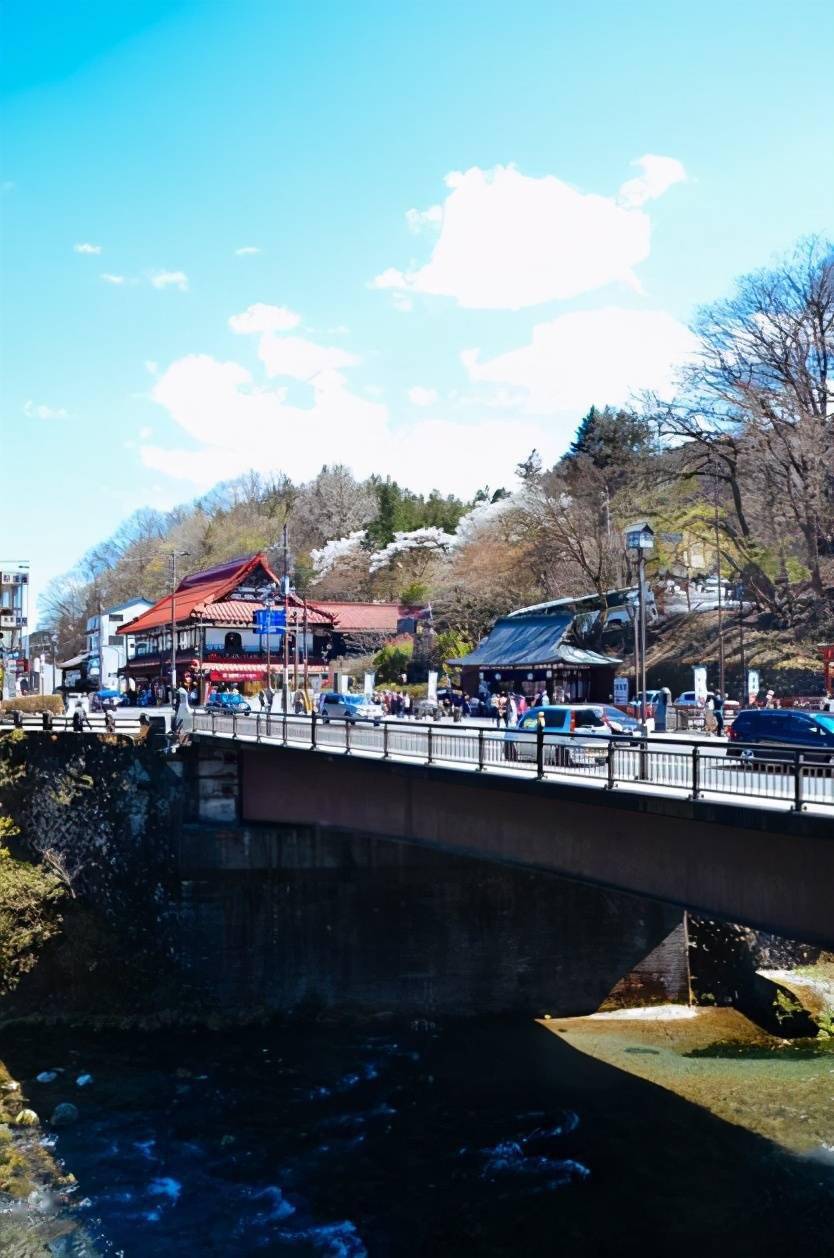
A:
117,554,430,698
118,553,335,697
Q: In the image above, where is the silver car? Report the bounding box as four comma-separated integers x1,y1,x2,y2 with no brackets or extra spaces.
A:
320,692,384,724
503,705,612,767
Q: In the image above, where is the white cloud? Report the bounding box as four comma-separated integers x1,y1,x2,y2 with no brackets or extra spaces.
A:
24,399,69,420
74,242,101,254
405,204,442,234
408,386,438,406
229,303,357,381
618,154,687,208
144,348,556,497
151,270,189,291
234,246,261,255
228,303,300,334
462,306,696,413
101,273,125,284
372,159,686,310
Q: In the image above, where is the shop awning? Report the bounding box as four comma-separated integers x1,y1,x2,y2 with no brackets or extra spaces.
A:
204,661,328,681
448,614,620,668
57,652,90,670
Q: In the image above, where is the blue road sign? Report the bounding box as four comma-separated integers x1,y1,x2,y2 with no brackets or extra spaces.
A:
253,608,287,631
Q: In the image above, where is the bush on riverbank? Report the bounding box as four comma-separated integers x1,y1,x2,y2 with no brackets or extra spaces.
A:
0,736,67,997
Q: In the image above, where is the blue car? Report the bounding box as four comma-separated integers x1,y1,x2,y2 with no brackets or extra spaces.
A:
206,691,252,715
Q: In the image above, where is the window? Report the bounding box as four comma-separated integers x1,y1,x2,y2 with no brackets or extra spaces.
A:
108,635,121,646
109,614,123,624
520,715,538,730
225,632,243,653
544,711,567,729
574,710,604,728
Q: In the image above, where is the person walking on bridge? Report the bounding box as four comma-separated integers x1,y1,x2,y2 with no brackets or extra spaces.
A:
72,701,91,733
713,690,726,736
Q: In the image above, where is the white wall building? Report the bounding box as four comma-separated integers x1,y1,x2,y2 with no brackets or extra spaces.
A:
0,561,30,699
86,598,153,691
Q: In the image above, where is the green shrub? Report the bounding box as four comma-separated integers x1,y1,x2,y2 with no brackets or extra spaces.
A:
0,695,64,715
373,641,414,683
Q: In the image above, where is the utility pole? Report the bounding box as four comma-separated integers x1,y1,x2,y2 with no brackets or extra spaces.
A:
282,524,290,710
737,583,746,705
712,467,726,697
169,550,190,700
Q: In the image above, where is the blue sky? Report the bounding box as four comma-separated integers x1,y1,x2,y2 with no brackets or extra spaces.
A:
2,0,833,622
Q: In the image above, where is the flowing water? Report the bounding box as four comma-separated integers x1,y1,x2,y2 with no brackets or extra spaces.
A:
1,1015,833,1256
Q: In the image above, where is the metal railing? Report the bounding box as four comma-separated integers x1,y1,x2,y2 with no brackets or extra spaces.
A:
192,712,834,814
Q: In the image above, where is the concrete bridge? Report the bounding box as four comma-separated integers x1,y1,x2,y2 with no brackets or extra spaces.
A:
191,714,834,949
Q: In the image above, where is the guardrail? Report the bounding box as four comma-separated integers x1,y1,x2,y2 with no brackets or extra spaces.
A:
192,711,834,814
0,713,142,734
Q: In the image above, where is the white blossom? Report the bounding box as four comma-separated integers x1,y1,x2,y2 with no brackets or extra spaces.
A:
450,494,520,547
368,527,456,573
309,530,367,581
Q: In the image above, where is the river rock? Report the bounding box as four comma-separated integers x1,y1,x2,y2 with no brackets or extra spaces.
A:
14,1108,39,1126
75,1073,94,1087
36,1071,58,1084
2,1080,20,1092
50,1102,80,1127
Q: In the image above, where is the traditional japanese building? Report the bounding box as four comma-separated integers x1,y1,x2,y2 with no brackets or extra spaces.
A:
448,612,620,703
117,554,336,700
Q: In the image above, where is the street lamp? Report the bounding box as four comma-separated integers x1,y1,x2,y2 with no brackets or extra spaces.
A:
168,551,190,699
625,522,655,729
50,634,59,696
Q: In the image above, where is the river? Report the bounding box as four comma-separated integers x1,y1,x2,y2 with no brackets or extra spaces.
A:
1,1013,833,1256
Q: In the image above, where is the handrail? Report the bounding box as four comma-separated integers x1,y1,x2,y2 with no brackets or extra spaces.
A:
187,712,834,814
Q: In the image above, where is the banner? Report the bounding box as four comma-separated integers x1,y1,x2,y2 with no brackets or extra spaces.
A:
693,666,708,705
747,669,760,704
427,670,438,704
612,676,629,706
363,671,375,697
337,672,351,694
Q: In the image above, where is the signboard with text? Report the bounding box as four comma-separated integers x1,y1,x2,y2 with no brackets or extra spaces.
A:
613,676,629,706
693,666,708,704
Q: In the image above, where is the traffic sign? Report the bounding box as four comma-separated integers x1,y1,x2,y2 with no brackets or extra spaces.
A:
253,608,286,631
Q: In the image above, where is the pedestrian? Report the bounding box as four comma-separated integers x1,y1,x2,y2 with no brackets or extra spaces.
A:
258,688,266,711
764,689,776,708
403,691,412,719
72,701,90,733
704,693,717,735
462,693,471,719
713,690,725,736
105,709,117,734
654,688,669,733
507,692,518,727
495,694,506,729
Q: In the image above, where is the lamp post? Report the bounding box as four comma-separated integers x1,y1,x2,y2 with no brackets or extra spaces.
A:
168,550,190,700
625,522,655,729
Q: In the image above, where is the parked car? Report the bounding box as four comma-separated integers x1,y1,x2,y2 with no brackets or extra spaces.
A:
592,704,642,736
320,692,384,724
673,691,700,706
206,691,252,715
627,690,663,716
727,708,834,764
503,705,615,767
94,688,128,710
